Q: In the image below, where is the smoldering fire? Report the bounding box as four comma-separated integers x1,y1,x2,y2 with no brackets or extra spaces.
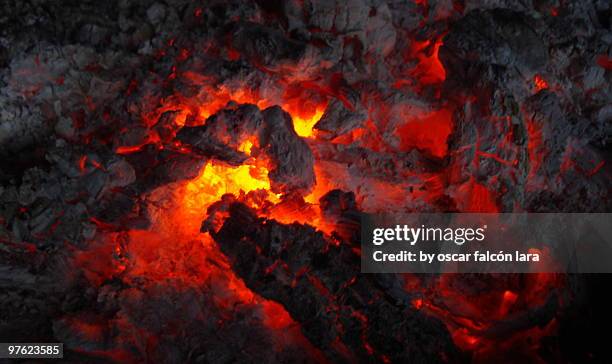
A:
0,0,609,363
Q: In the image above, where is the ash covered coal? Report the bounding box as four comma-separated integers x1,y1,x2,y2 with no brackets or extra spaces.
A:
0,0,611,363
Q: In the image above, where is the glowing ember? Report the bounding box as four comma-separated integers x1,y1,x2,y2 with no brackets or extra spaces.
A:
406,38,447,87
183,161,279,224
596,55,612,70
396,108,453,157
290,107,325,137
5,1,607,362
534,74,549,91
238,139,254,155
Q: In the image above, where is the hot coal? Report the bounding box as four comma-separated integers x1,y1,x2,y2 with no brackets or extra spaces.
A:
209,200,462,363
177,103,316,194
0,0,611,363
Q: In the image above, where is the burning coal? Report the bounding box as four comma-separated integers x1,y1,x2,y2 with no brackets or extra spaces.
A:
0,0,610,363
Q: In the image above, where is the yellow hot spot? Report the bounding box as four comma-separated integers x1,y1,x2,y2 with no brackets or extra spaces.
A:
186,163,269,205
291,108,325,138
238,139,254,155
304,191,318,205
182,161,280,217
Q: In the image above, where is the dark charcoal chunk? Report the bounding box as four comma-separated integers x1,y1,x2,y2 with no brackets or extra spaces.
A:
443,9,548,72
315,99,367,137
232,22,308,69
210,202,462,363
176,103,263,165
261,106,315,194
176,104,316,194
124,145,207,193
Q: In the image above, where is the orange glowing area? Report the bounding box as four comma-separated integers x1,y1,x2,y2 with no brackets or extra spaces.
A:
187,162,271,195
183,161,279,217
290,107,325,137
238,138,254,155
280,97,328,138
151,82,327,139
82,152,309,336
112,157,280,285
534,74,549,92
192,84,271,121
